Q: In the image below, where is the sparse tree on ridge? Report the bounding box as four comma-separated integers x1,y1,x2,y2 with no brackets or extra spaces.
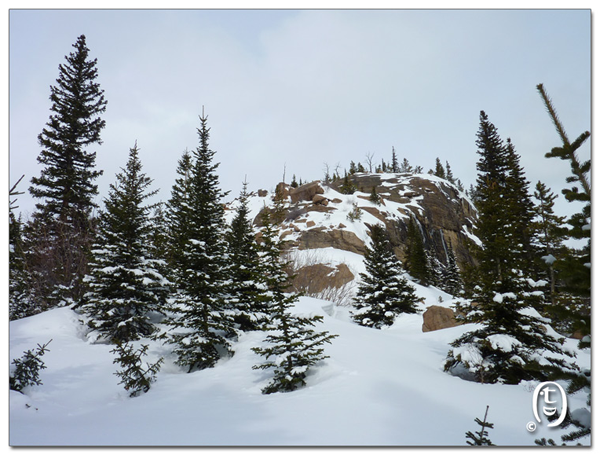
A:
434,157,446,179
445,161,455,184
391,147,399,173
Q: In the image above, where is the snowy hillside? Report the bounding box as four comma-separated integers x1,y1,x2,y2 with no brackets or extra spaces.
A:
9,290,590,446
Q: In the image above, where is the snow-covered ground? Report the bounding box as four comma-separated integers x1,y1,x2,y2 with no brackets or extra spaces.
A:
9,288,590,447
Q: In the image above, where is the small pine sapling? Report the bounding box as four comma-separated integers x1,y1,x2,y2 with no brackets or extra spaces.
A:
346,203,362,222
251,211,338,394
111,342,164,397
10,340,52,392
465,405,495,446
369,186,381,205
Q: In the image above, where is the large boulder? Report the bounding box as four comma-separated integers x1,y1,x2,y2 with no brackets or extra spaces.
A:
422,305,460,332
290,263,355,296
290,181,325,203
297,228,366,255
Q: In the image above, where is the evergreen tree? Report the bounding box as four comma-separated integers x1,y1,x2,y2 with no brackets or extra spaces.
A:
349,161,357,175
381,159,388,173
433,157,446,179
391,147,399,173
10,340,52,393
369,186,381,206
414,165,424,174
111,342,164,397
504,138,536,273
225,181,270,331
352,225,420,328
532,181,568,306
357,162,366,173
290,174,298,188
80,143,169,344
537,83,590,346
252,212,338,394
465,405,495,446
164,114,234,372
400,158,413,173
444,111,575,385
404,217,432,286
272,184,288,224
26,35,107,309
537,84,591,443
340,170,357,194
164,149,194,269
445,161,456,184
9,210,35,320
440,245,463,296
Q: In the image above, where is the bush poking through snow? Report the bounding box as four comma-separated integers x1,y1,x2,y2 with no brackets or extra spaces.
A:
10,340,52,393
465,405,495,446
111,342,164,397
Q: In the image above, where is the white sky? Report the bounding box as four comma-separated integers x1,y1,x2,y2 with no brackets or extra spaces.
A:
8,7,592,222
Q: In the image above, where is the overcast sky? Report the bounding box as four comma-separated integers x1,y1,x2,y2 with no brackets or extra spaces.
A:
9,9,591,221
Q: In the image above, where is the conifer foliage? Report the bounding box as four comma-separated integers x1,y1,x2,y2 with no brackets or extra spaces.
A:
252,212,338,394
225,181,270,331
26,34,107,309
352,225,420,329
81,143,168,344
465,405,495,446
164,114,235,372
404,217,432,286
10,340,52,393
445,111,575,385
111,342,164,397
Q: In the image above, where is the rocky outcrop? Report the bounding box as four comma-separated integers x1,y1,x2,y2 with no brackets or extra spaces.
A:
290,263,355,296
422,305,460,332
297,228,366,255
331,173,477,269
290,181,325,203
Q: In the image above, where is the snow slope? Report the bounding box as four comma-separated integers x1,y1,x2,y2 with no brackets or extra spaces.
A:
9,292,590,447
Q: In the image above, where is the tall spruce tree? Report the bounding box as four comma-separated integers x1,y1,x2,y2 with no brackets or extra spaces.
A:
80,143,169,344
26,34,107,309
225,181,270,331
445,111,575,385
252,211,337,394
352,225,420,328
164,114,235,372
